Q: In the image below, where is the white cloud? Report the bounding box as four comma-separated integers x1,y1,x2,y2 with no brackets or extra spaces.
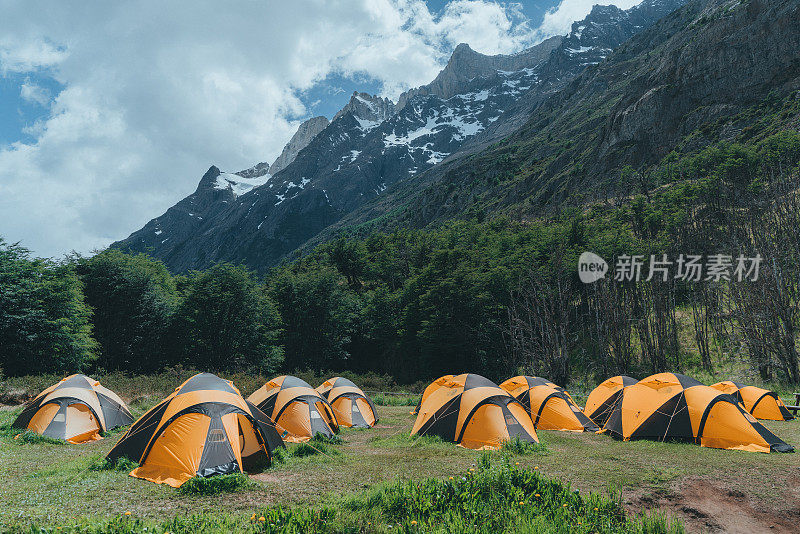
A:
0,39,67,73
19,79,50,106
0,0,611,257
538,0,643,37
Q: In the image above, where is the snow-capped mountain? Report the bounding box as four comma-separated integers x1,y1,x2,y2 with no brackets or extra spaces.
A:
113,0,687,273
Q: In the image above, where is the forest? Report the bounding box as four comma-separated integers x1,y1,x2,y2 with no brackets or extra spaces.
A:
2,129,800,387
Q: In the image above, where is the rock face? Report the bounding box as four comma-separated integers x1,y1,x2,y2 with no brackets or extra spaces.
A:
113,0,690,273
268,116,330,176
396,37,563,109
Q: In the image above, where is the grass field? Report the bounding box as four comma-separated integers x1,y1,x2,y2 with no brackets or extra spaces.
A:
2,390,800,533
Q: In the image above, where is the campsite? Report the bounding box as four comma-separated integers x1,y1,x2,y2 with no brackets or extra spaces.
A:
2,369,800,533
3,0,800,532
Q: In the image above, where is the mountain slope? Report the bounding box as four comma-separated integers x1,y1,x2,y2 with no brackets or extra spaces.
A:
114,0,689,273
305,0,799,244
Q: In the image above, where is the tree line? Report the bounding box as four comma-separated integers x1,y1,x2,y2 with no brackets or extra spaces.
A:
1,129,799,385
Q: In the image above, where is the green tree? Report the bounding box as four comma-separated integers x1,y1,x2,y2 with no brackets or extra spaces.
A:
77,249,177,372
327,238,366,289
269,266,359,372
0,239,96,375
172,263,283,373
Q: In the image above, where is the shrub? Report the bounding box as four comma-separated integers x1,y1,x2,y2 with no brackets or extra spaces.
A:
89,455,139,472
9,430,65,445
501,436,549,455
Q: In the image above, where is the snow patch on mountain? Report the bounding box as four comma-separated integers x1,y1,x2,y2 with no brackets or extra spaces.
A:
566,46,596,55
214,172,271,197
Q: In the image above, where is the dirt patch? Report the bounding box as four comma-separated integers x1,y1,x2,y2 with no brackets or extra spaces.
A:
626,477,800,533
250,471,301,485
0,389,31,405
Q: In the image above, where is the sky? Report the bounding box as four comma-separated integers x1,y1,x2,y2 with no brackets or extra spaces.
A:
0,0,643,258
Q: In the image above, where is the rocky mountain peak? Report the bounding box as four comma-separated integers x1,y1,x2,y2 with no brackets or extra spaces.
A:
333,92,395,124
268,115,330,176
396,36,562,109
196,165,222,189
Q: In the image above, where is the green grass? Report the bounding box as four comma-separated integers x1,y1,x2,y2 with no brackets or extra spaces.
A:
1,400,798,532
179,473,252,496
290,440,340,458
372,393,419,406
7,456,684,533
501,436,549,456
11,429,66,445
89,456,139,472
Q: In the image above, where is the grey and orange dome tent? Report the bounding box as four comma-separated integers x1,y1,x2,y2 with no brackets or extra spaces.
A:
411,373,538,450
584,375,638,427
602,372,793,453
12,374,133,444
411,374,454,415
710,381,794,421
500,376,598,432
248,375,339,443
316,377,378,428
106,373,285,487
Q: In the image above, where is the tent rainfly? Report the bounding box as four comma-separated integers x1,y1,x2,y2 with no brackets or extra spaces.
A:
316,377,378,428
584,375,639,427
500,376,598,432
411,375,454,416
13,374,133,444
602,372,794,453
248,375,339,443
411,373,539,450
710,381,794,421
106,373,285,487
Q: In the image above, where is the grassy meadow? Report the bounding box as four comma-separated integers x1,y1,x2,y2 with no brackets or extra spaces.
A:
1,376,799,533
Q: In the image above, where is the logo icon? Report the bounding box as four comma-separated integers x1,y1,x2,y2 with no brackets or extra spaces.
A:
578,252,608,283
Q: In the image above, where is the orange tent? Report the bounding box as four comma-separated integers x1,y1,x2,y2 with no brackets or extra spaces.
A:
106,373,284,487
13,374,133,443
584,375,638,427
411,373,538,450
248,375,339,443
411,374,453,415
316,377,378,428
602,373,793,453
500,376,598,432
710,381,793,421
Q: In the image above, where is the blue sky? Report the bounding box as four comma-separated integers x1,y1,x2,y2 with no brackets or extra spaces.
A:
0,72,63,146
0,0,639,257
